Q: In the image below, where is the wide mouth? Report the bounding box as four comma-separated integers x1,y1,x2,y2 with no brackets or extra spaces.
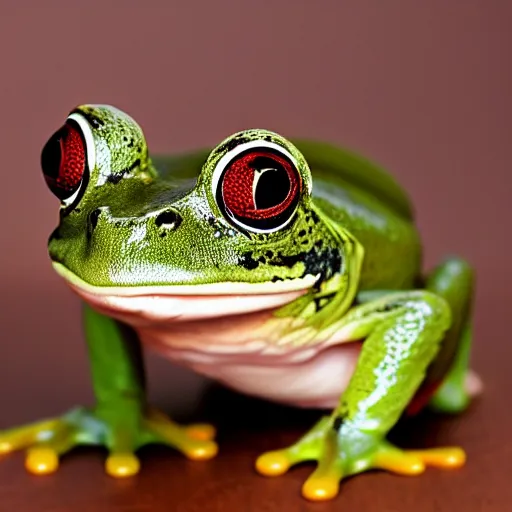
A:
53,262,317,322
52,262,319,296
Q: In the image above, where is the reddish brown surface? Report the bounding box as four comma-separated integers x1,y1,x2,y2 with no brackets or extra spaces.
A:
0,2,510,511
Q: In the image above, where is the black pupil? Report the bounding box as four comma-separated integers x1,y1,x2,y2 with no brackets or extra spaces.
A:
253,156,290,209
41,127,65,182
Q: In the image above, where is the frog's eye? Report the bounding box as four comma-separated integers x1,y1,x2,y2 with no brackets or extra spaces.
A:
212,141,302,233
41,113,94,206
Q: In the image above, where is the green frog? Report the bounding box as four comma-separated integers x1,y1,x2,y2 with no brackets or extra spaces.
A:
0,105,481,501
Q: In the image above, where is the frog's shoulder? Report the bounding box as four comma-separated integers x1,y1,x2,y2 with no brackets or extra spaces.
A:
292,139,413,221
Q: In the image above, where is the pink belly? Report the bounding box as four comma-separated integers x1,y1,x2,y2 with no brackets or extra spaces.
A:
136,311,362,409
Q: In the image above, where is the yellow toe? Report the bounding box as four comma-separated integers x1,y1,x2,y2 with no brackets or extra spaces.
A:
184,441,218,461
255,451,291,476
410,447,466,469
374,451,426,475
25,447,59,475
302,476,340,502
0,442,12,454
105,453,140,478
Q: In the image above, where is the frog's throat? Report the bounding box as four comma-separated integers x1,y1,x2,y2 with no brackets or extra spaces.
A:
52,262,319,296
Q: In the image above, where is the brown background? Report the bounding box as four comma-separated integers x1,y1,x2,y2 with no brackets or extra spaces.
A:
0,1,510,511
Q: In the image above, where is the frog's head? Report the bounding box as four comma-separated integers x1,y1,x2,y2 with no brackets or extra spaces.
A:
42,105,343,317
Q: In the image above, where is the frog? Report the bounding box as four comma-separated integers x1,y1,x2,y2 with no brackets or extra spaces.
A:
0,104,481,501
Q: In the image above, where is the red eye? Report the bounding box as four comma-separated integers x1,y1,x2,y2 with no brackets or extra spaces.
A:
41,120,87,201
217,149,301,232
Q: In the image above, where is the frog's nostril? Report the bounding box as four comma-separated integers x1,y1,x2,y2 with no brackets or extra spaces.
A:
87,208,103,240
89,209,102,231
155,209,182,230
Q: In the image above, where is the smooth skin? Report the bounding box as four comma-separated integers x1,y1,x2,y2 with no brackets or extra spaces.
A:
0,105,477,501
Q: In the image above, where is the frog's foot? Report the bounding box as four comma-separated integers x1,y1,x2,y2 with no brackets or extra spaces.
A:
255,417,465,502
0,407,217,477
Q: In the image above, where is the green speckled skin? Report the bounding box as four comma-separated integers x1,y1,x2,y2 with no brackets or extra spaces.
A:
0,105,477,501
49,105,419,293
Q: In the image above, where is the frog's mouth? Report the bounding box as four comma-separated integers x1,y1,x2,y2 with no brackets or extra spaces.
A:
52,262,316,323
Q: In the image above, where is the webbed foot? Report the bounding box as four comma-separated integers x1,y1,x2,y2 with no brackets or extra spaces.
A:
255,417,465,502
0,406,217,476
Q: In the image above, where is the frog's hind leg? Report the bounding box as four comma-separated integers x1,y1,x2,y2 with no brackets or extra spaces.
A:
256,289,466,501
409,257,481,415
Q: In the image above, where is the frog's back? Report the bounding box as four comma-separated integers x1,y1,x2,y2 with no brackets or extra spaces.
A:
294,139,414,221
295,140,421,291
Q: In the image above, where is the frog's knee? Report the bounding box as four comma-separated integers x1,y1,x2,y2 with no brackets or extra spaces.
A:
442,257,473,274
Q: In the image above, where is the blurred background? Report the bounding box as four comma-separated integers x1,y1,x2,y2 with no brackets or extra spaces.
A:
0,1,510,510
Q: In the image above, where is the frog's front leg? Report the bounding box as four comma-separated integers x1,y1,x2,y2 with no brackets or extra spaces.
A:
256,290,465,501
0,304,217,476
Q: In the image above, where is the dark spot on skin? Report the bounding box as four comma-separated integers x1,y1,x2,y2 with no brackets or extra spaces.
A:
265,250,274,259
332,416,344,432
240,244,343,286
207,217,215,226
377,302,402,314
90,209,101,231
258,256,266,264
74,208,81,213
310,210,320,224
315,240,323,249
127,139,134,148
159,232,167,238
155,210,182,229
314,293,335,312
213,135,253,157
107,158,141,184
87,208,101,241
239,243,343,296
308,226,313,234
271,276,284,282
239,253,260,270
298,229,306,237
108,175,124,186
71,109,105,129
48,227,61,243
301,239,309,245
